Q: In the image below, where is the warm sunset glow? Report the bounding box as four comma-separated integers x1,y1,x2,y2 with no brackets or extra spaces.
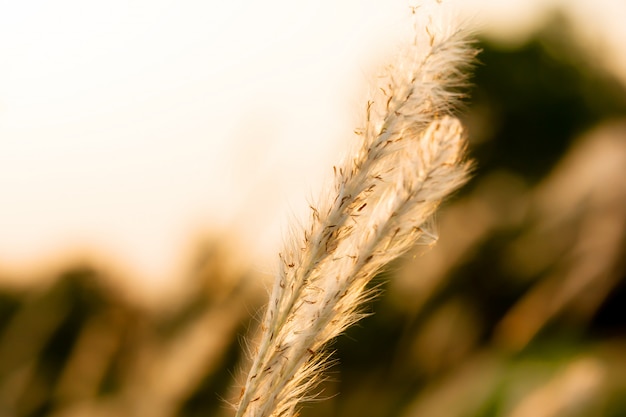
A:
0,0,623,301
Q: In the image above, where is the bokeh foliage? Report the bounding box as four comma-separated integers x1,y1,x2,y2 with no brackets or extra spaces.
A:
1,16,625,417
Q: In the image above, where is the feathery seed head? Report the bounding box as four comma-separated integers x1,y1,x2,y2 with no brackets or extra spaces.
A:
234,2,476,416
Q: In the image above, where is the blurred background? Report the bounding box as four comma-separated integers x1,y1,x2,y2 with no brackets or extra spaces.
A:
1,0,625,416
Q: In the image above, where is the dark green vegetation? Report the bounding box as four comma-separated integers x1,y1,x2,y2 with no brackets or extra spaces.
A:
1,18,625,417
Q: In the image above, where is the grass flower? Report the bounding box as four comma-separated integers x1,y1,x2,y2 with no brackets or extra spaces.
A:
234,2,476,416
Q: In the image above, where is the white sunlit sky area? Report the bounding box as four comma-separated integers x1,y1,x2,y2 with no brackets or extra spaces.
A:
0,0,625,304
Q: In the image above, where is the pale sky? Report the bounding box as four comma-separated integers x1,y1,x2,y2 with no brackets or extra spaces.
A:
0,0,623,303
